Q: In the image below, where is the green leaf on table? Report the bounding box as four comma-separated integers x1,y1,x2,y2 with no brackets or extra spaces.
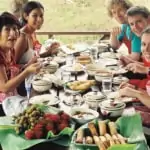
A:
108,144,136,150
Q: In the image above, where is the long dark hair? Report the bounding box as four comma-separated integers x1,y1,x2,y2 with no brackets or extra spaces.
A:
0,12,21,31
21,1,44,25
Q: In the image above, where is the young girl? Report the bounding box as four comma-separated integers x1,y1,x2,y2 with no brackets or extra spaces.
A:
0,12,41,102
14,1,59,65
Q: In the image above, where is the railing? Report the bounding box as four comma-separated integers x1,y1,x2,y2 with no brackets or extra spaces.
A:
36,31,110,41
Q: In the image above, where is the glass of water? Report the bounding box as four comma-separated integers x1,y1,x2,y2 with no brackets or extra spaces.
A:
102,74,113,94
66,54,74,65
61,71,71,83
90,46,98,62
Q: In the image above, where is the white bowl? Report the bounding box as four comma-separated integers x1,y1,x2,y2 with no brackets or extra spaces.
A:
83,92,105,108
86,63,105,76
69,107,99,124
99,100,126,117
32,79,52,92
95,72,112,82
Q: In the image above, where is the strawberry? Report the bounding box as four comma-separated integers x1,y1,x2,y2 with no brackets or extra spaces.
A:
44,114,60,123
60,113,70,121
45,122,54,132
34,129,44,139
25,129,35,139
58,122,68,132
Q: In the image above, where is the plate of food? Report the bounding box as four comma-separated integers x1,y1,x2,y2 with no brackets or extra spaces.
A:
29,94,60,106
61,63,84,73
107,91,133,103
99,52,118,59
64,80,96,94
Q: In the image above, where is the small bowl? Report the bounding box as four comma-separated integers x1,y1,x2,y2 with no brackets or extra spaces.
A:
32,79,52,92
99,100,126,117
95,72,112,82
86,63,105,76
69,107,99,124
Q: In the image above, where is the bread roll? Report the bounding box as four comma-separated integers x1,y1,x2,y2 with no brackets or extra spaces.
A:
76,128,84,143
108,122,118,135
93,136,107,150
112,134,120,144
105,133,115,146
85,136,93,144
77,55,91,60
88,122,98,136
98,121,107,136
99,136,109,148
117,134,126,144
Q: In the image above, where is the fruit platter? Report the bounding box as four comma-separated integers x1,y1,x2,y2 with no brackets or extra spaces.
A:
0,104,74,150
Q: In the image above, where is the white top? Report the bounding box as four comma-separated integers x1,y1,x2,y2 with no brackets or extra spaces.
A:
19,31,34,64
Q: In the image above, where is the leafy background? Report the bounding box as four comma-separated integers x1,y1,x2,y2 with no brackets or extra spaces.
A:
1,0,150,43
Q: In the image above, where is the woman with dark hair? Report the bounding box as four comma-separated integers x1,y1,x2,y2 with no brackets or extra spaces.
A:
0,12,41,102
14,1,59,65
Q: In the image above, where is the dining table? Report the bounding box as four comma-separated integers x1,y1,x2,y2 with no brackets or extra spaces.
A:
0,42,149,150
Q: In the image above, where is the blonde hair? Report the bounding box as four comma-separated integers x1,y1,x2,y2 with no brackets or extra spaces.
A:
10,0,28,18
106,0,133,18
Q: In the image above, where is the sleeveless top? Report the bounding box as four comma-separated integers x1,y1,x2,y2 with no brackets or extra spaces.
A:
19,31,35,64
0,49,20,102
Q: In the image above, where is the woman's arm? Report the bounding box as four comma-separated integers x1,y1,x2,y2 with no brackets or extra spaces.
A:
0,63,41,93
119,87,150,108
14,33,28,63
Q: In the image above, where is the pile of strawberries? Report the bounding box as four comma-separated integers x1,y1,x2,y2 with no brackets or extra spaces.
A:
25,111,70,139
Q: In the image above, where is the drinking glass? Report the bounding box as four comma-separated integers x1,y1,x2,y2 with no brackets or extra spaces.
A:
90,46,98,62
61,71,71,83
66,54,74,65
102,74,113,94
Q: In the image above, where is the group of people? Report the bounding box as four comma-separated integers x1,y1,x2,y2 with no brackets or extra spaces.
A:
1,0,150,110
107,0,150,108
0,1,60,102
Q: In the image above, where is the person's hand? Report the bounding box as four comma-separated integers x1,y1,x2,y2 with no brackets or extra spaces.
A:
25,62,41,74
119,82,135,89
119,87,136,98
111,27,122,37
27,56,38,65
125,63,148,74
46,42,60,55
119,55,135,66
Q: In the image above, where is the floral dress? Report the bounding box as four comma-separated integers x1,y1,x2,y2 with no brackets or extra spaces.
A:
0,49,20,102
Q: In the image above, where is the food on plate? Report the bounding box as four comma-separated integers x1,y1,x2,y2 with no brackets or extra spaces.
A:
93,136,107,150
76,55,92,64
12,105,71,139
67,80,95,91
105,133,115,146
73,111,94,120
88,122,99,136
98,121,107,136
99,136,109,148
74,120,127,149
66,44,75,50
108,122,118,135
117,134,126,144
73,63,83,71
76,128,84,143
112,134,120,144
85,136,93,144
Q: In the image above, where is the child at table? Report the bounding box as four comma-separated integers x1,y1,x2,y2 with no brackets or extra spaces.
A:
14,1,59,65
106,0,141,62
0,12,41,102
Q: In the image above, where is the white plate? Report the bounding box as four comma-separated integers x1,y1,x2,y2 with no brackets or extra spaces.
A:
83,91,105,100
107,91,133,103
61,64,84,73
99,58,118,66
30,94,60,106
113,76,129,84
60,43,89,54
99,52,117,59
53,56,66,64
111,68,128,74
